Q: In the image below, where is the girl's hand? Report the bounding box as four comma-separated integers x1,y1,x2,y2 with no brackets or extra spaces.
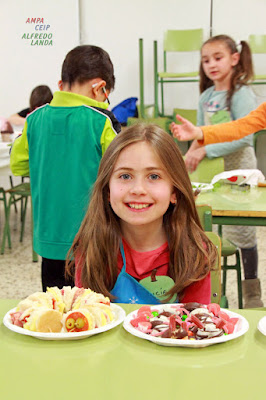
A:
184,146,206,173
170,115,203,141
185,139,201,156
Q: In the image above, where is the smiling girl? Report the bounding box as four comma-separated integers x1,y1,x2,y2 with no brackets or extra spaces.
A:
66,123,217,304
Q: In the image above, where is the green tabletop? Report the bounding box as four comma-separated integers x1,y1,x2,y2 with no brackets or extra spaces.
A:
196,185,266,226
0,300,265,400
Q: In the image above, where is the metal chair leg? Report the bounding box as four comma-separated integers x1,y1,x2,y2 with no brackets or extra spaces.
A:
222,252,243,309
20,196,28,242
9,176,18,213
222,258,227,296
235,250,243,309
153,40,159,118
30,198,38,262
139,38,145,119
1,195,13,254
160,77,165,117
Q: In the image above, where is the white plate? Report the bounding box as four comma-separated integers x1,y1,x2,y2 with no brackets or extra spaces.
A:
3,304,126,341
257,316,266,336
191,182,214,193
123,305,249,348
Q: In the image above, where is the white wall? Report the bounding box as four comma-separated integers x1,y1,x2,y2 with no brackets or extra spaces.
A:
212,0,266,105
0,0,79,117
80,0,210,113
1,0,266,117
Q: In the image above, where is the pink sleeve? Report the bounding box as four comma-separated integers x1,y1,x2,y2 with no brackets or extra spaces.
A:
181,272,211,304
74,252,83,288
75,267,82,288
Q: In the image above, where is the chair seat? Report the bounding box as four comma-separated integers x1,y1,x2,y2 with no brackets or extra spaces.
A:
253,75,266,81
158,71,199,78
6,182,30,196
221,238,237,257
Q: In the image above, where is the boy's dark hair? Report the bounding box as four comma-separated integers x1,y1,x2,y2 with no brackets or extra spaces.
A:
61,45,115,91
29,85,53,111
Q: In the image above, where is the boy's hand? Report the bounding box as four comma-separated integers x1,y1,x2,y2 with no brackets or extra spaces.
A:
170,115,203,141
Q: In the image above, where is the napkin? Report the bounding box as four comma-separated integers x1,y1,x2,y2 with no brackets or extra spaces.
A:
211,169,265,186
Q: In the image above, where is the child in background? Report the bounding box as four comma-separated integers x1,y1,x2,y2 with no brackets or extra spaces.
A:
185,35,256,173
8,85,53,127
66,123,217,305
172,35,262,308
10,45,121,291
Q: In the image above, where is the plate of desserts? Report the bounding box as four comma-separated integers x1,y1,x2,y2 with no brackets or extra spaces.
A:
123,303,249,348
257,316,266,336
3,286,126,340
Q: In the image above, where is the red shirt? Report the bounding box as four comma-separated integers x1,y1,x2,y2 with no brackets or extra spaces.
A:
117,239,211,304
75,239,211,304
117,239,169,279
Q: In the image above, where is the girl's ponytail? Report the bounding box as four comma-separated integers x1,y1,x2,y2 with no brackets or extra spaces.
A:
228,39,254,109
237,40,254,82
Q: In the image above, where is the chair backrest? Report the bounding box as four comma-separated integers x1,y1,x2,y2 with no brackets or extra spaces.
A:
253,130,266,176
249,34,266,53
164,29,203,52
173,108,197,125
188,157,224,183
196,204,212,231
196,206,221,304
171,109,198,155
205,231,222,304
163,29,203,72
248,34,266,80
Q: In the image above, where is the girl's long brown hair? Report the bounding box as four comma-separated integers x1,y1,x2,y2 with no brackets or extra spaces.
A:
199,34,254,110
66,124,217,301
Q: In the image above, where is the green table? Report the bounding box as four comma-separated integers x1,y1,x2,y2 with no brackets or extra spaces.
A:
196,185,266,226
0,300,265,400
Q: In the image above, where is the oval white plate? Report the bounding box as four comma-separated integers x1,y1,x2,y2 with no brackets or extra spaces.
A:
192,182,214,193
257,316,266,336
123,305,249,348
3,304,126,341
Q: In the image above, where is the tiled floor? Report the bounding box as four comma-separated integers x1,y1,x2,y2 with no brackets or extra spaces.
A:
0,202,265,308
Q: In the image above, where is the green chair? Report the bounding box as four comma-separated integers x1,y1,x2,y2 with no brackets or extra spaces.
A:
219,227,242,309
253,130,266,176
196,204,242,308
127,116,172,133
248,34,266,84
188,157,224,183
138,38,157,120
196,204,213,231
173,108,197,125
127,116,191,156
1,182,38,262
172,108,198,154
205,231,223,306
0,187,11,249
154,29,203,117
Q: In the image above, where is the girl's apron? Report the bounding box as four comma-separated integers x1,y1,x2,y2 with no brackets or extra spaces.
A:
110,243,176,304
